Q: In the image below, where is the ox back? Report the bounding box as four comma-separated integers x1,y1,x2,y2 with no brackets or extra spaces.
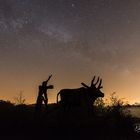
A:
57,87,91,112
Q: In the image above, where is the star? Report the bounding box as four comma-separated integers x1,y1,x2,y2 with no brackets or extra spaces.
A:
71,3,75,8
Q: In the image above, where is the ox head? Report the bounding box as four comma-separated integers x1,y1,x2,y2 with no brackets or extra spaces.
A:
81,76,104,98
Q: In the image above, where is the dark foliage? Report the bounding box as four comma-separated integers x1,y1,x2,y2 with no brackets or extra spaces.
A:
0,99,139,140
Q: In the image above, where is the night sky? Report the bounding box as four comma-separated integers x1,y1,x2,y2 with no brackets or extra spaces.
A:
0,0,140,104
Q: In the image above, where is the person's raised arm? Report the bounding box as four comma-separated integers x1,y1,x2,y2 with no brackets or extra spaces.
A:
46,75,52,84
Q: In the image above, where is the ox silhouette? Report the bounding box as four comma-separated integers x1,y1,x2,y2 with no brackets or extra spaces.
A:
56,76,104,114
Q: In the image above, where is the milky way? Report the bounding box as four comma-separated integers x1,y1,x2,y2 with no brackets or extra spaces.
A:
0,0,140,103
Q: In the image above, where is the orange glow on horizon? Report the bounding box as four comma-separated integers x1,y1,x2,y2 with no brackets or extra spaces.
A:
0,78,140,105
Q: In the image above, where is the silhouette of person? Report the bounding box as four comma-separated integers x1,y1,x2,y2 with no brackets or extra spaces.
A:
41,80,53,109
35,75,53,115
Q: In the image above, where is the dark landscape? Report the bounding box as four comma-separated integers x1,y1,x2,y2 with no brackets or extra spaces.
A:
0,97,139,140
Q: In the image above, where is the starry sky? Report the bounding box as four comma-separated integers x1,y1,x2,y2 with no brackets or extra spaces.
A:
0,0,140,104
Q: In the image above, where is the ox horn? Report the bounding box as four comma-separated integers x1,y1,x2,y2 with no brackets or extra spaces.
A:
91,76,96,86
81,82,89,88
98,79,103,89
94,77,100,86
